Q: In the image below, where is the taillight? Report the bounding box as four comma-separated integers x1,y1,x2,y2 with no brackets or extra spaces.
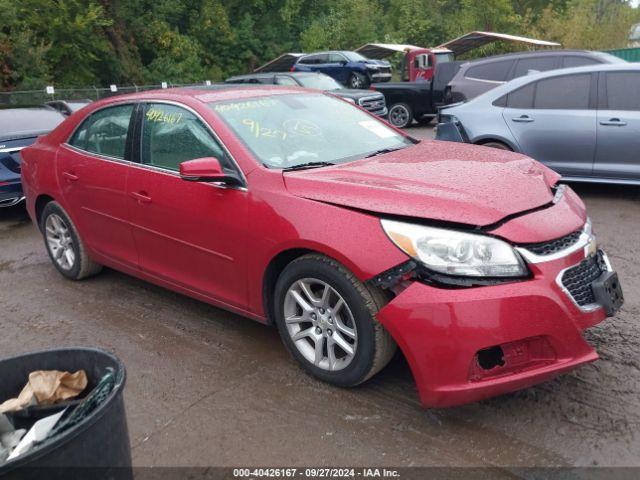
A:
290,65,295,72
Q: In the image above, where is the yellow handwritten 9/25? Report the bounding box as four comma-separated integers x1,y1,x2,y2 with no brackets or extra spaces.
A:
242,119,287,140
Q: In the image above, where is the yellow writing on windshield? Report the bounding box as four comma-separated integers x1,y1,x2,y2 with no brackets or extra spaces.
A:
214,99,276,113
242,118,287,140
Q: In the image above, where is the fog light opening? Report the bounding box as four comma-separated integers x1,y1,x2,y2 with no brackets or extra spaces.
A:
477,346,505,370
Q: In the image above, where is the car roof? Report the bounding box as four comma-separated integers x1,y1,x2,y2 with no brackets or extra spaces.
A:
0,105,66,140
300,50,354,56
227,72,324,81
82,85,314,110
467,63,640,103
462,49,621,67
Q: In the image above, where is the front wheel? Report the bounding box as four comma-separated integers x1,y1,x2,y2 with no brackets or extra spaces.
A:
348,72,368,89
40,201,102,280
387,103,413,128
274,254,396,387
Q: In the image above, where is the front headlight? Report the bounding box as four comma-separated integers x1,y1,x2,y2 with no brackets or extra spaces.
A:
381,219,527,277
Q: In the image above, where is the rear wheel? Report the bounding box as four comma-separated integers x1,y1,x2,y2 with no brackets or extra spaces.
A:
481,141,512,151
388,103,413,128
40,202,102,280
274,254,396,387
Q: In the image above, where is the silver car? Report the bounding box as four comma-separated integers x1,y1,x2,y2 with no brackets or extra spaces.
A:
436,63,640,185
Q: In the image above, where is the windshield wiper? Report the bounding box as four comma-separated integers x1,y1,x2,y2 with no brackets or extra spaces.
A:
364,147,405,158
283,161,336,171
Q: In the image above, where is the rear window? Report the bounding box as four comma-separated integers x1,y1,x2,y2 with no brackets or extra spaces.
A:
69,104,134,159
512,56,558,78
604,72,640,111
562,56,601,68
465,60,513,82
299,55,319,65
534,74,591,109
506,83,536,108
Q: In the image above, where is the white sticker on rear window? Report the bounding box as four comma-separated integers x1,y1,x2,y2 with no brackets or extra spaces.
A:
358,120,396,139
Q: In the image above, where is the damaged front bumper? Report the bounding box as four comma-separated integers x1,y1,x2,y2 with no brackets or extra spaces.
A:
375,244,621,408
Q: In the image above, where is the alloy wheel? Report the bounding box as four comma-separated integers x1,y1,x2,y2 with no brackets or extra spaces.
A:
350,75,363,89
389,105,410,128
283,278,358,371
45,214,76,271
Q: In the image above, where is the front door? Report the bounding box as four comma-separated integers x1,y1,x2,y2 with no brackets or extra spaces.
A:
594,71,640,181
126,102,248,307
58,103,138,268
504,72,597,176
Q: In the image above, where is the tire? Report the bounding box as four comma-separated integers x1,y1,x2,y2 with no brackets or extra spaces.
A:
274,254,396,387
387,103,413,128
481,141,512,151
348,72,368,89
416,116,434,126
40,201,103,280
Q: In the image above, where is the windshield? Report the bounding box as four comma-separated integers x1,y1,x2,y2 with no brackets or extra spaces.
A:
296,75,343,90
211,93,413,169
435,52,455,63
343,51,367,62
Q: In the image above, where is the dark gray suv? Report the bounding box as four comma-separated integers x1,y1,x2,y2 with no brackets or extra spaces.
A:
447,50,624,103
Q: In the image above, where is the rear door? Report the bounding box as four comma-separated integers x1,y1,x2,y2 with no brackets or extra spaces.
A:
59,103,138,267
126,102,249,307
313,54,333,76
594,71,640,180
503,73,597,176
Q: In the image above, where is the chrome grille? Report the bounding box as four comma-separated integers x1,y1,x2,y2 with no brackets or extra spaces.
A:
359,95,386,112
522,230,582,256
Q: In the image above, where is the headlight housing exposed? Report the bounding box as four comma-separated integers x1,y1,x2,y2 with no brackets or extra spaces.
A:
381,219,527,278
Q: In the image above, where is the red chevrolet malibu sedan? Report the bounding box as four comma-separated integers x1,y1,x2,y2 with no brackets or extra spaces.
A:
21,86,624,407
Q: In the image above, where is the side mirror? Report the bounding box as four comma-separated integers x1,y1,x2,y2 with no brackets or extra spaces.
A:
179,157,242,186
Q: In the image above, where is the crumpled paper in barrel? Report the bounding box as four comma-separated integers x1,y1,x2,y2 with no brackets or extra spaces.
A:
0,370,87,413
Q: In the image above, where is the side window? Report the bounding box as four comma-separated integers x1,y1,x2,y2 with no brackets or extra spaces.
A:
69,104,134,159
563,56,600,68
275,76,298,86
141,104,231,172
512,56,558,78
299,55,315,65
328,53,346,63
533,74,591,109
506,83,535,108
315,54,330,64
605,72,640,111
465,60,513,82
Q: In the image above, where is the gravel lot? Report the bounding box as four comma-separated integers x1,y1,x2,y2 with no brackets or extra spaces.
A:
0,126,638,469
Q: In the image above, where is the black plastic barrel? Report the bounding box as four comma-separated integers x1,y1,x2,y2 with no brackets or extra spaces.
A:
0,348,132,480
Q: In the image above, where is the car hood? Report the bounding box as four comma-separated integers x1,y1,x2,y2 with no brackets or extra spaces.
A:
329,89,384,100
283,141,560,227
361,59,391,68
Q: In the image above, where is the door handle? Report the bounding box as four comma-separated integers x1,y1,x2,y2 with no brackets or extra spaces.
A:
512,115,534,123
130,191,152,204
62,171,79,182
599,118,627,126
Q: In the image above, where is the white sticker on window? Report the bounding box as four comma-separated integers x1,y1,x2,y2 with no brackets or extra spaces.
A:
358,120,396,138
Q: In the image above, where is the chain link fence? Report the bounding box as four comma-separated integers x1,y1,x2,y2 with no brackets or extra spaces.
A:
0,82,211,106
